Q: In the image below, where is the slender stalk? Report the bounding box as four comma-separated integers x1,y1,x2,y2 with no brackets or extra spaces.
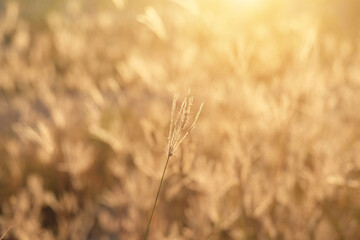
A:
144,154,171,240
144,91,203,239
0,225,12,240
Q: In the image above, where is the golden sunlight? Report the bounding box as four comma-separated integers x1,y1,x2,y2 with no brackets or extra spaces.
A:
231,0,265,8
2,0,360,239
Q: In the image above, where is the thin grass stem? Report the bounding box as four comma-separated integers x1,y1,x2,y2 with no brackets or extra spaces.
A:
144,154,171,240
0,225,12,240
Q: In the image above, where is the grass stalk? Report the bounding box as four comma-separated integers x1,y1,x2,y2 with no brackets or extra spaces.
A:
0,225,12,240
143,91,203,239
143,154,171,240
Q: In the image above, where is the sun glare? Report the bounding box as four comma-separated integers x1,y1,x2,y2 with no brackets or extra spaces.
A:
232,0,265,7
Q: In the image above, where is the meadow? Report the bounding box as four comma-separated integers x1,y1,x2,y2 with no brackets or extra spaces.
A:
1,0,360,239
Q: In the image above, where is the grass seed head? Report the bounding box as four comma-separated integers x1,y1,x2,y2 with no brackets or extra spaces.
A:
167,90,203,157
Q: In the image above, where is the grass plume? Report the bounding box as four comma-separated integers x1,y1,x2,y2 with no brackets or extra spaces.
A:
144,90,203,240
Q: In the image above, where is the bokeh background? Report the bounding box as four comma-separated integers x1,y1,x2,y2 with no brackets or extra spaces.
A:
1,0,360,239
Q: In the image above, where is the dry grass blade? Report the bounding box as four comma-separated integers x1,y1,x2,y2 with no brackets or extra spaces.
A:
137,7,167,40
144,90,203,240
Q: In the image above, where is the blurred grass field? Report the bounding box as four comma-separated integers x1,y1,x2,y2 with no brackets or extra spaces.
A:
1,0,360,239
